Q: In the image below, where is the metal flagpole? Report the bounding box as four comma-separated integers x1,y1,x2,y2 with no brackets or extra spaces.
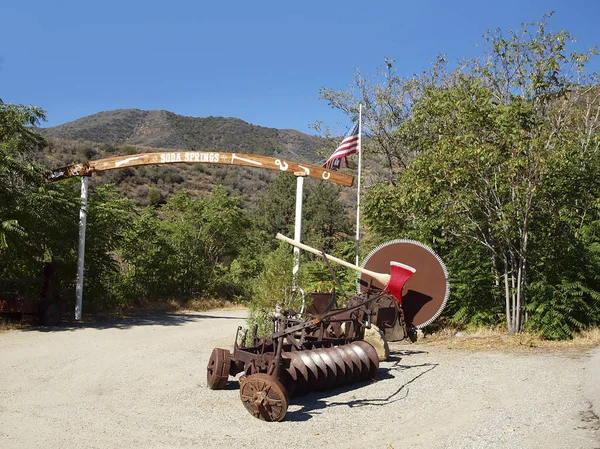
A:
75,176,88,320
292,173,306,312
292,173,306,285
355,104,363,267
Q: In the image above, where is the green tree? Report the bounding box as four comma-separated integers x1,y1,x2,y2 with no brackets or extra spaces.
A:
304,182,351,252
0,101,79,288
117,187,253,303
254,173,297,241
114,208,177,304
84,184,135,310
322,14,600,337
0,101,48,251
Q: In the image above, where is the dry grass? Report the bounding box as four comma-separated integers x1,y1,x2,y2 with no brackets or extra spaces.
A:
577,326,600,343
0,314,39,332
0,319,24,331
418,325,600,353
121,298,244,315
179,298,244,312
1,299,245,332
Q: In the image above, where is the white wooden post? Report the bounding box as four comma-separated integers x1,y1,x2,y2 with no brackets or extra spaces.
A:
75,176,88,320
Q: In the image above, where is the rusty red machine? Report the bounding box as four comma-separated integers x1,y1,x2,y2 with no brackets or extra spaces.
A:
206,234,449,421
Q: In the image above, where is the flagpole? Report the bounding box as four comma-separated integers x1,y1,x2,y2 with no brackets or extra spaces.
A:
355,104,363,267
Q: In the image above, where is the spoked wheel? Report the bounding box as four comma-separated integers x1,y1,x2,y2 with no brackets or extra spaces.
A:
206,348,231,390
239,373,289,422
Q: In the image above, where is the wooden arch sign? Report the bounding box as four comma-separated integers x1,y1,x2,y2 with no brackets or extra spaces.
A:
44,151,354,187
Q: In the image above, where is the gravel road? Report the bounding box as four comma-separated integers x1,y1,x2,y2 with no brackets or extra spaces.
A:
1,309,599,449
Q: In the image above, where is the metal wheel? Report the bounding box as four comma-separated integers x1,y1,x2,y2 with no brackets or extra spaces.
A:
239,373,289,422
206,348,231,390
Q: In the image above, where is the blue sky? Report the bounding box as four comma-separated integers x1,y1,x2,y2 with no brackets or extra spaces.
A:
1,0,599,135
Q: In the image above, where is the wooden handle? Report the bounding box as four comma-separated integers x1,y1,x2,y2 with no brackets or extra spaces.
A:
275,233,390,285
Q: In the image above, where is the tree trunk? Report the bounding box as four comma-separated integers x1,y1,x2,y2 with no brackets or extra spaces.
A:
504,258,514,333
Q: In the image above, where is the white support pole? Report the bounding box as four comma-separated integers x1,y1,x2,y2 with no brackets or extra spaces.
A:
292,174,305,285
75,176,88,321
355,104,363,267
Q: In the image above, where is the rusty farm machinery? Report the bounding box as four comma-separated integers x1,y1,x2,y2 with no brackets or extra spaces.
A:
206,234,449,421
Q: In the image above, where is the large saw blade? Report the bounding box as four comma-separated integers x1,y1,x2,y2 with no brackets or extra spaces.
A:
357,240,449,329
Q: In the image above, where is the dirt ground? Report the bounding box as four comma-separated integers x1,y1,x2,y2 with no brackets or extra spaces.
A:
1,309,599,449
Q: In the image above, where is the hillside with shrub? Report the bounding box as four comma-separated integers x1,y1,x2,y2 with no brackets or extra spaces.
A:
35,109,337,206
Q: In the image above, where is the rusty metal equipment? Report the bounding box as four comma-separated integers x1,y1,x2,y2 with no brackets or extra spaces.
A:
278,234,449,341
207,292,387,421
0,263,64,326
207,235,449,421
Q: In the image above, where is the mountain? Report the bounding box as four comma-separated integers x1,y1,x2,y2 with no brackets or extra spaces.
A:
36,109,335,207
38,109,325,162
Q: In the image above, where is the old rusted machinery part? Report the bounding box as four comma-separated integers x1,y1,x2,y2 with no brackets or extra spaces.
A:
207,292,385,421
281,341,379,395
206,347,231,390
358,240,449,329
239,373,289,422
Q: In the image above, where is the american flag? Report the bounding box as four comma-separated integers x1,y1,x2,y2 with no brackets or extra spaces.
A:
323,122,360,170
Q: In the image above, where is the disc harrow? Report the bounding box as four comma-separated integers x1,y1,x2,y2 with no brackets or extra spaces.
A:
207,292,384,421
206,233,449,421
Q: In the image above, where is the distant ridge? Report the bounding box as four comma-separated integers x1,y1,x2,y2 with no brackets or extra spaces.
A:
34,109,338,207
38,109,325,162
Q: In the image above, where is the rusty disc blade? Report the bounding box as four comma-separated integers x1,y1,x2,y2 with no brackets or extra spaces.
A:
296,350,319,379
314,348,338,389
305,349,329,390
337,344,364,382
287,352,309,383
353,341,379,378
282,354,298,382
331,346,355,385
322,347,347,385
206,347,231,390
284,352,309,396
281,353,298,397
348,343,372,381
358,240,449,329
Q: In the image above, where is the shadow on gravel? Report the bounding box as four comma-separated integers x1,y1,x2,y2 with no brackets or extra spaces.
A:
20,312,246,333
286,352,438,422
387,348,429,361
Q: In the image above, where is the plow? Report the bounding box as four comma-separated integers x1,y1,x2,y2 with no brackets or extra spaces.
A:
207,234,449,421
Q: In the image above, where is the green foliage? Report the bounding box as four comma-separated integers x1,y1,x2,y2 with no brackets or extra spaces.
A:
0,101,48,251
444,245,503,328
111,187,254,307
113,208,175,304
254,173,298,239
148,187,163,206
323,13,600,338
526,279,600,340
248,178,355,334
252,243,300,310
303,182,351,253
81,185,135,310
0,101,80,292
248,242,302,337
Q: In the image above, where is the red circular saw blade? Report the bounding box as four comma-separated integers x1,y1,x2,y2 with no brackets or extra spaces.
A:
357,240,449,329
